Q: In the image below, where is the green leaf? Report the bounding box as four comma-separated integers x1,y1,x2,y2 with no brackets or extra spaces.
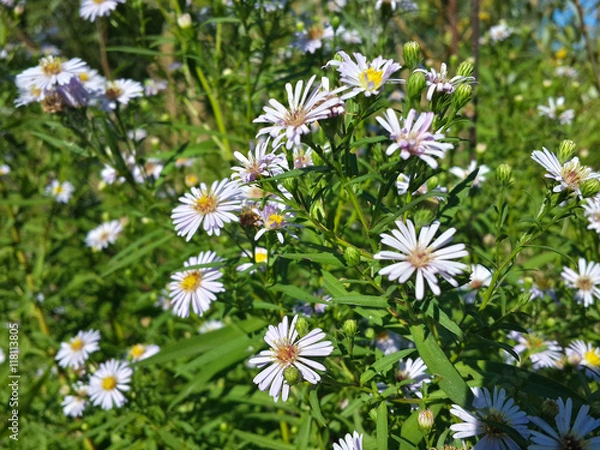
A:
360,349,414,385
419,299,464,339
308,390,327,426
322,270,349,297
234,431,295,450
101,232,173,277
331,295,388,308
271,284,329,305
295,413,311,450
30,132,88,156
410,324,472,406
376,402,388,450
157,430,185,450
106,45,167,57
280,252,345,267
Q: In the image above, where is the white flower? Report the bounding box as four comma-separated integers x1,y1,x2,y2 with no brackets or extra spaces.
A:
253,75,342,150
397,357,431,396
55,330,101,369
88,359,132,410
236,247,268,273
566,340,600,381
85,220,123,251
326,51,402,99
231,139,287,183
449,160,490,188
561,258,600,308
77,68,106,94
537,97,574,126
395,173,447,199
45,180,75,203
583,196,600,233
80,0,125,21
373,330,412,355
506,331,562,370
168,251,224,318
531,148,600,199
0,164,11,176
144,78,168,96
198,319,225,334
375,0,418,10
489,21,514,42
333,431,363,450
415,62,475,101
460,264,492,303
293,146,314,168
62,383,89,417
374,220,468,300
254,202,299,244
528,398,600,450
555,66,579,79
292,23,334,54
376,108,453,169
248,315,334,402
101,78,144,110
450,386,530,449
128,344,160,362
171,178,242,240
15,56,88,92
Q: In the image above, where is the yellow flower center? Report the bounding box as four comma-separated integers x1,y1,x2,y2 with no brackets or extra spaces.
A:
70,337,84,351
255,251,268,263
180,271,202,292
53,185,64,195
275,341,299,365
360,67,384,91
99,231,110,242
41,58,62,76
130,344,146,359
94,0,107,4
575,276,593,292
407,247,433,269
284,109,308,128
266,214,284,229
102,376,117,391
194,194,217,214
526,335,545,351
584,350,600,366
79,72,90,82
561,160,590,188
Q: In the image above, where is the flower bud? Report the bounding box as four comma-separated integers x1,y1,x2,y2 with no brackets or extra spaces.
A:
344,246,361,266
580,179,600,198
452,84,472,110
177,13,192,29
457,60,475,78
295,317,309,338
403,41,421,70
557,139,576,163
540,399,559,419
331,15,341,30
283,365,302,385
495,163,512,186
407,72,427,101
59,384,70,396
342,319,358,337
418,408,434,432
185,174,199,187
426,175,439,191
368,408,378,422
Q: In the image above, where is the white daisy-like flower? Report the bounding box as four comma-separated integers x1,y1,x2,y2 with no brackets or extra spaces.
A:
374,220,468,300
561,258,600,308
583,196,600,233
80,0,125,22
231,139,287,183
85,220,123,251
506,331,563,370
100,164,124,185
254,202,299,244
253,75,342,150
558,109,575,126
198,319,225,334
144,78,168,96
292,23,334,54
555,66,579,79
248,315,334,402
293,292,330,318
128,344,160,362
376,108,453,169
488,21,514,43
61,382,89,417
374,330,412,355
0,164,11,176
101,78,144,110
326,51,402,99
168,251,224,318
528,398,600,450
460,264,493,303
396,357,431,396
449,160,490,188
537,97,574,126
450,386,530,449
77,68,106,94
375,0,418,10
15,56,88,92
531,148,599,199
45,180,75,203
236,247,268,273
88,359,132,410
333,431,363,450
293,146,314,169
171,178,242,240
55,329,101,369
415,62,475,101
566,340,600,381
395,173,447,200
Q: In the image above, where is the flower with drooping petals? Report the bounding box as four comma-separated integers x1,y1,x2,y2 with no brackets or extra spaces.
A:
583,195,600,233
561,258,600,308
62,382,89,417
231,139,287,183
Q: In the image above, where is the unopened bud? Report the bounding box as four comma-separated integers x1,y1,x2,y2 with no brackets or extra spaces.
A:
407,72,427,101
177,13,192,29
403,41,421,70
344,246,360,266
295,317,309,338
580,179,600,198
283,365,302,385
558,139,576,163
426,175,439,191
418,408,434,432
540,399,559,419
452,84,472,110
331,15,341,30
59,385,70,396
368,408,378,422
185,174,199,187
457,60,475,78
496,163,512,186
343,319,358,337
